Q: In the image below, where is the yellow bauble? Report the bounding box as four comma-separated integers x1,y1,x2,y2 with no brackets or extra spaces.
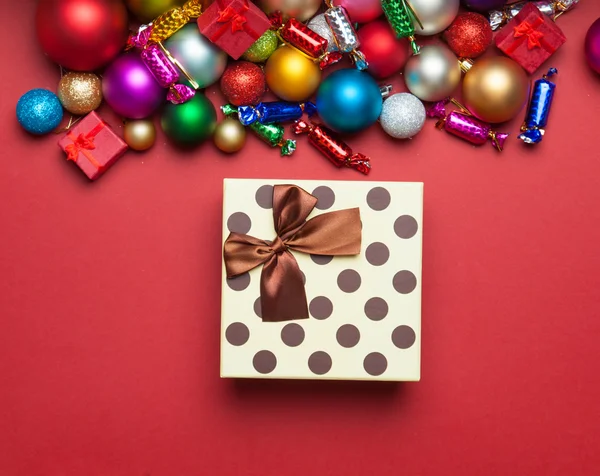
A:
125,0,187,22
214,118,246,154
124,120,156,151
265,46,321,102
463,57,530,124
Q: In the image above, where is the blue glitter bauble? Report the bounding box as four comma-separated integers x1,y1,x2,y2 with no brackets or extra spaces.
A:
316,69,383,134
16,89,64,135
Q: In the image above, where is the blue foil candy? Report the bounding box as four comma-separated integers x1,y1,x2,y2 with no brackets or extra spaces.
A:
238,101,317,126
518,68,558,145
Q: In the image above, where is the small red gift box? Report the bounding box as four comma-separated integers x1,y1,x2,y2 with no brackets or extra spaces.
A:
495,3,566,74
197,0,271,60
58,111,128,181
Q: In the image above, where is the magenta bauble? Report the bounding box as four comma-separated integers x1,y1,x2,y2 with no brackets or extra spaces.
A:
358,20,410,79
585,18,600,74
338,0,383,23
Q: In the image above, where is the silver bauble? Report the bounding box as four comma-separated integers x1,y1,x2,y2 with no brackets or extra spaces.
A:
411,0,460,36
307,14,339,53
164,24,228,89
404,45,461,102
380,93,426,139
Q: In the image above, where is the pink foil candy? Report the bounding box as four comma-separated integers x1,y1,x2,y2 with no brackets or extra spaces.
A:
167,84,195,104
127,24,154,50
140,44,195,104
427,100,509,152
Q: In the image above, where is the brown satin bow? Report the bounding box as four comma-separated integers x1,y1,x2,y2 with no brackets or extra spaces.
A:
224,184,362,322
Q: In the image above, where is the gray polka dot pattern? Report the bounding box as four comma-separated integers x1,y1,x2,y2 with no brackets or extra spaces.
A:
255,185,274,209
225,322,249,346
363,352,388,376
227,272,250,291
281,323,305,347
310,254,333,265
253,350,277,374
253,297,262,318
366,187,391,211
336,324,360,348
337,269,361,293
364,297,389,321
227,212,252,234
394,215,418,239
393,270,417,294
309,296,333,320
312,186,335,210
308,351,332,375
392,325,416,349
365,242,390,266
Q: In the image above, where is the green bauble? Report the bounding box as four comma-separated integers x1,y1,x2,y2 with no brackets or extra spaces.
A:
161,95,217,147
242,30,279,63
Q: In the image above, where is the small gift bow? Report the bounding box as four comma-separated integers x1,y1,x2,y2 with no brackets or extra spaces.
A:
224,184,362,322
513,19,545,49
217,0,250,33
64,122,104,168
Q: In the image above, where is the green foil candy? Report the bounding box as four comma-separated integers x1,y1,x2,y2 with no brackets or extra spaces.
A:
222,105,296,156
381,0,422,55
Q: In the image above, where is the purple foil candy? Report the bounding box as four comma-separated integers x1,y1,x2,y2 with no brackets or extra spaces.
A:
128,24,153,49
167,84,195,104
141,43,180,88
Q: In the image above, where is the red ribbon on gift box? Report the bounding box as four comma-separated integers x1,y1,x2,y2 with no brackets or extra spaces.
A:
64,122,104,170
211,0,261,42
506,16,553,54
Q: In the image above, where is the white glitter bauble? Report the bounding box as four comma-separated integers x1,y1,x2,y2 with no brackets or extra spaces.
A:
307,14,339,53
380,93,426,139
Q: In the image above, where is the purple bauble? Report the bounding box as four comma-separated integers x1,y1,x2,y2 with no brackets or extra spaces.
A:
103,52,164,119
585,18,600,74
461,0,506,13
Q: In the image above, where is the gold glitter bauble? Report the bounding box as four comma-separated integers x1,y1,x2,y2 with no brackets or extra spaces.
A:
213,118,246,153
242,30,279,63
57,72,102,116
124,120,157,151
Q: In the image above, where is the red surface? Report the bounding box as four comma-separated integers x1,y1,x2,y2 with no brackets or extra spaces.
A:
2,2,600,475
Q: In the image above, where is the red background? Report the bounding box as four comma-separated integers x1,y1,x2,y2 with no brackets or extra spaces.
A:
2,2,600,475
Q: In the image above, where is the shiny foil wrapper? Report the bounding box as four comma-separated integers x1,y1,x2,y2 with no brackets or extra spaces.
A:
427,100,509,152
222,105,297,156
238,101,317,125
292,120,371,175
141,44,195,104
149,0,202,44
490,0,579,31
324,5,368,70
518,68,558,144
381,0,420,54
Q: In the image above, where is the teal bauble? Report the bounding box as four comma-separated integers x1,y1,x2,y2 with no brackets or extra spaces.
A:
16,89,63,135
161,94,217,148
316,69,383,134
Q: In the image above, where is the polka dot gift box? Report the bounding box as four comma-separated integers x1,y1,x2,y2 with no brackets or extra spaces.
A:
221,179,423,381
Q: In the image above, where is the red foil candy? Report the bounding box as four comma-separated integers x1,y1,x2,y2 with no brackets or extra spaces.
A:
292,120,371,175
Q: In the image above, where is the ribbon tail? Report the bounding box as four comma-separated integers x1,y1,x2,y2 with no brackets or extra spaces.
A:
260,251,308,322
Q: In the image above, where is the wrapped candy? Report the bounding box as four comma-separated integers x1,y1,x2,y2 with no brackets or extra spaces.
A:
323,1,368,70
490,0,579,31
518,68,558,144
222,105,296,156
427,99,509,152
292,120,371,174
140,44,195,104
381,0,422,55
238,101,317,125
270,14,343,69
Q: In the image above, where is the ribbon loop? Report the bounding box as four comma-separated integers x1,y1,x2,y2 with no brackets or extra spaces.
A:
514,20,544,49
217,1,250,33
224,184,361,322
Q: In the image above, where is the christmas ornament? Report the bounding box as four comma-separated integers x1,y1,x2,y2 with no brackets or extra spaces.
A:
381,0,422,55
324,2,368,70
140,44,195,104
316,69,383,134
338,0,383,24
35,0,128,71
307,14,339,54
220,62,266,106
123,120,157,151
380,93,426,139
242,30,279,63
293,120,371,175
265,46,321,102
222,105,296,156
463,57,529,124
518,68,558,144
214,118,247,153
125,0,186,22
358,19,409,79
585,18,600,74
57,72,103,116
462,0,506,13
135,0,202,45
16,89,64,135
161,94,217,147
258,0,321,22
404,45,461,102
443,12,492,59
427,99,509,151
238,101,316,125
410,0,460,36
103,52,164,119
163,24,228,89
489,0,579,31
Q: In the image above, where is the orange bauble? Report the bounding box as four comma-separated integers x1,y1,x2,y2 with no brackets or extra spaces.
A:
265,46,321,102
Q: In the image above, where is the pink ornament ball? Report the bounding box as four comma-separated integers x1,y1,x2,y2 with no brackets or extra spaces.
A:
103,52,164,119
338,0,382,24
585,18,600,74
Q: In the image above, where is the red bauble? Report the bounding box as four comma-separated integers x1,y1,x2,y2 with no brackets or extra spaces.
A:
443,12,493,59
36,0,128,71
357,19,410,79
220,62,267,106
